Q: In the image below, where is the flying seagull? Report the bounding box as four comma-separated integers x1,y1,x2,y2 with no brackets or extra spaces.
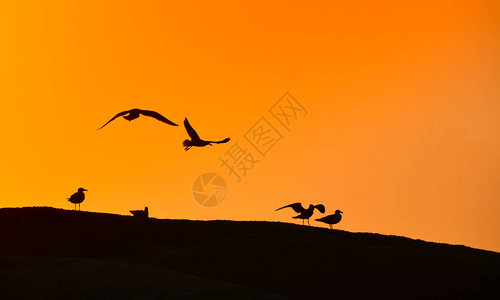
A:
130,207,149,219
183,118,230,151
67,188,87,211
316,209,343,229
97,108,178,130
275,203,325,226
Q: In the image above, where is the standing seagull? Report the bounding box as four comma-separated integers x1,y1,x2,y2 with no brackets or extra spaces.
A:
316,209,343,229
275,203,325,226
97,108,178,130
183,118,230,151
67,188,87,211
130,207,149,219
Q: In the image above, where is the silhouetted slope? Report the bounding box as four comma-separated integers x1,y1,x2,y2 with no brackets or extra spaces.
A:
0,207,499,299
0,256,287,299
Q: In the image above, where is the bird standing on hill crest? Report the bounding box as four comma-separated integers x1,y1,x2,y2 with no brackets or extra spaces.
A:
67,188,87,211
275,202,325,226
316,209,343,229
97,108,178,130
130,207,149,219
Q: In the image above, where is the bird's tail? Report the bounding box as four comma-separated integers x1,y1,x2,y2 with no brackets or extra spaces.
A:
211,138,230,144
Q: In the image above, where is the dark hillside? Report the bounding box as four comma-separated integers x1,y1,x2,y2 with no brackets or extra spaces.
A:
0,256,288,299
0,207,498,299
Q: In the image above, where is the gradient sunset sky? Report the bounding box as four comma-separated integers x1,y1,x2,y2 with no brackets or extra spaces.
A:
1,1,499,251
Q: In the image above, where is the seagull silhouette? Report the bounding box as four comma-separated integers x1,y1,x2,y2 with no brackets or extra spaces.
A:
275,203,325,226
67,188,87,211
97,108,178,130
130,207,148,219
316,209,343,229
183,118,230,151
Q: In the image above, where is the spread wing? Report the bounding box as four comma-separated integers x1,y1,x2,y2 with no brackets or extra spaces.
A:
314,204,326,213
184,118,200,140
97,110,131,130
210,138,230,144
275,202,305,213
140,110,178,126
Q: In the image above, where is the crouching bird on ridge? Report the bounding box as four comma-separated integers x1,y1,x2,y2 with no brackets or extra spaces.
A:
183,118,230,151
67,188,87,211
275,202,325,226
316,209,343,229
130,207,148,219
97,108,178,130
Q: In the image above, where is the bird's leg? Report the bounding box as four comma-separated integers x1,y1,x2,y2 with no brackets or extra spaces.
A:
184,146,191,151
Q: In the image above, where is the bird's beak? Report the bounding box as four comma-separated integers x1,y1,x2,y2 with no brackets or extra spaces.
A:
83,189,88,191
340,210,343,213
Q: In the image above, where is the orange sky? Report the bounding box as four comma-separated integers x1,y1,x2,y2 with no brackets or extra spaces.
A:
1,1,499,251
